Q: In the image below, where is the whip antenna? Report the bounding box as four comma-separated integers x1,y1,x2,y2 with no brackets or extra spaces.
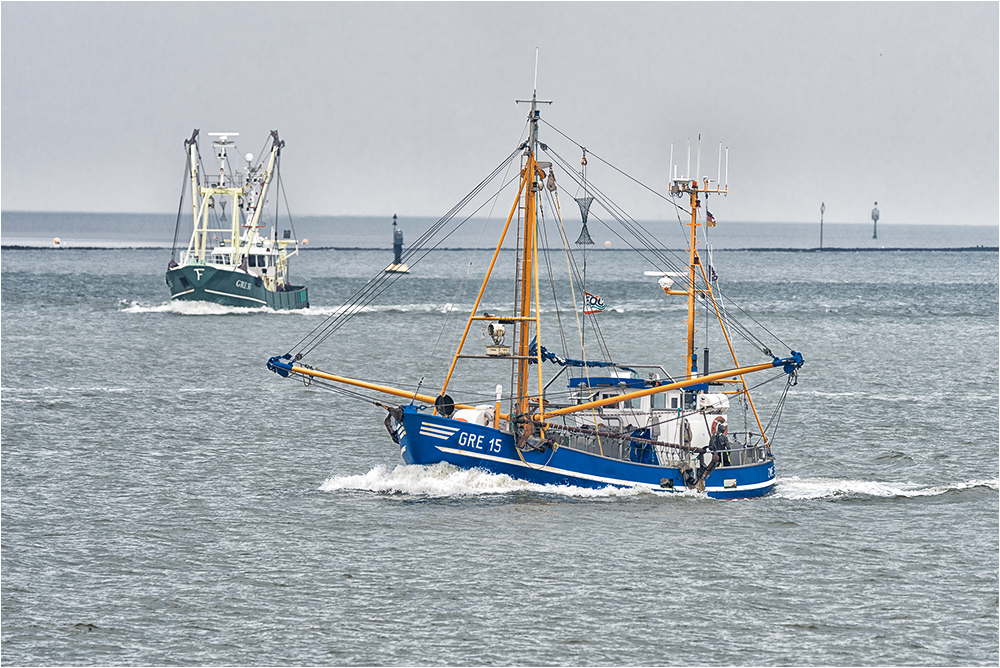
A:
533,47,539,94
717,142,722,186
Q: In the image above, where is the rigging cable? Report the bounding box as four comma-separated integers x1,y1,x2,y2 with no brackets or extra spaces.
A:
286,146,524,359
412,135,526,401
540,118,689,218
761,372,796,448
276,167,298,247
170,148,192,263
544,143,794,360
543,147,689,276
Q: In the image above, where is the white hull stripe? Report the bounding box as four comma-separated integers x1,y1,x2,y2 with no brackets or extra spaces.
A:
203,289,267,305
433,445,774,493
170,289,195,299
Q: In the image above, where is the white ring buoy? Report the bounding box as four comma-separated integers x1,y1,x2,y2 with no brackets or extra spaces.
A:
711,416,727,435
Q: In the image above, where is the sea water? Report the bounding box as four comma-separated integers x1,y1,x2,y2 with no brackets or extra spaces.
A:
2,210,998,250
1,232,998,665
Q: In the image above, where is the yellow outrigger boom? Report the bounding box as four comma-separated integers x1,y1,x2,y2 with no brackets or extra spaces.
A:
266,352,802,423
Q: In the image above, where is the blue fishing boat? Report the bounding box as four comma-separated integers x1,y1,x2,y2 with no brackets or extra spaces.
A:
268,86,802,499
166,130,308,310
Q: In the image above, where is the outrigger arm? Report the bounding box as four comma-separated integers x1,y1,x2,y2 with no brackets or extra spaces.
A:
266,351,803,422
535,352,803,421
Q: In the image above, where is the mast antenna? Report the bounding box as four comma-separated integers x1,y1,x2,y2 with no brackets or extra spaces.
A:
696,134,702,185
724,147,729,191
717,142,722,185
533,47,539,94
686,140,691,181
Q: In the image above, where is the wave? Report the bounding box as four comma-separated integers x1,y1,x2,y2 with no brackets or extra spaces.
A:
116,298,733,318
322,466,999,502
307,303,460,316
319,462,688,499
1,386,131,395
117,299,463,316
119,300,270,315
0,386,231,399
774,476,998,500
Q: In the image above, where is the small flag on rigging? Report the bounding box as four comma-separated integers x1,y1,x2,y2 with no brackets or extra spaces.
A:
584,292,606,315
706,211,717,228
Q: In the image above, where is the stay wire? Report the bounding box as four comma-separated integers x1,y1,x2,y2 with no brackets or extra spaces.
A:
310,167,524,360
297,147,519,350
544,147,688,275
170,149,191,262
540,118,688,218
539,125,793,357
537,197,570,360
294,170,515,359
545,144,793,360
276,168,298,245
539,186,617,367
413,143,524,400
287,146,523,358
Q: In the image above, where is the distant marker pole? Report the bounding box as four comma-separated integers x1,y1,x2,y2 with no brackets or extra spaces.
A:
820,202,825,250
871,202,879,240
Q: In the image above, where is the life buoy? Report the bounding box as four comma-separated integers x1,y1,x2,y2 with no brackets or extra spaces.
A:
711,416,727,436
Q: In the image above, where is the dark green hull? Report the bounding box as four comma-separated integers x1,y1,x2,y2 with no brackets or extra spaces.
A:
165,265,308,310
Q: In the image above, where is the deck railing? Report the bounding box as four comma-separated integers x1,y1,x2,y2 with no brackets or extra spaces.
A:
201,173,246,189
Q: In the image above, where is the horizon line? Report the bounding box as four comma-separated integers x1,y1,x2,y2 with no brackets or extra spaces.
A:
1,210,997,228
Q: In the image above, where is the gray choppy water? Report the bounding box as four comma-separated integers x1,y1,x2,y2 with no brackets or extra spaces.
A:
2,245,998,666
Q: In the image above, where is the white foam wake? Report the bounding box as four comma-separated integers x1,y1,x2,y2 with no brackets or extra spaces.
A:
319,462,667,498
119,300,269,315
118,300,462,316
298,303,459,316
774,476,998,500
321,467,998,501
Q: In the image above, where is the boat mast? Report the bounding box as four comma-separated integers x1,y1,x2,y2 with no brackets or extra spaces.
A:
669,139,727,381
240,131,283,267
515,94,537,416
686,179,699,379
187,132,201,257
513,86,552,417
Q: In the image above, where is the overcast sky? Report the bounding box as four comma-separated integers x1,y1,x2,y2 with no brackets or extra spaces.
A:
2,1,997,226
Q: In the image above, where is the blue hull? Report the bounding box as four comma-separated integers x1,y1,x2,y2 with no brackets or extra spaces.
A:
392,406,775,499
166,265,308,310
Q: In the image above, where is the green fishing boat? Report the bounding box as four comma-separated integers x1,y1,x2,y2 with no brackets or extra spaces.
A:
166,129,308,310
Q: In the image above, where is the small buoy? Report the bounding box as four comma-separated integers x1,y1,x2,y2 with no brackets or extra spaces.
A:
302,239,309,245
604,240,611,247
53,237,61,246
